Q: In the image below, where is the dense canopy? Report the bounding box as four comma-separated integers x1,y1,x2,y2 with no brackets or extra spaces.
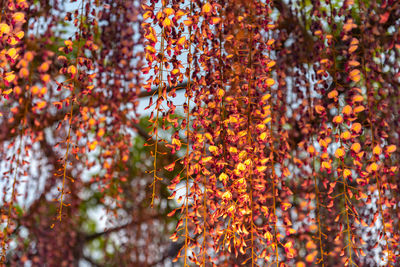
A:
0,0,400,266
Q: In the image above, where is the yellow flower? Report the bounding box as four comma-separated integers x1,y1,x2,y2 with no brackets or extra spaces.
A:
163,7,174,16
0,23,10,36
12,12,25,22
373,145,382,156
315,105,325,114
237,163,246,171
386,145,396,153
172,138,181,147
222,191,232,200
351,143,361,153
369,162,378,172
351,122,362,133
4,72,16,83
89,141,98,150
218,173,228,182
333,115,343,124
261,94,271,102
68,65,77,75
259,132,267,141
202,3,212,13
349,69,361,82
7,48,18,60
335,147,345,158
343,169,352,178
162,17,172,27
208,145,218,153
340,131,351,140
266,78,275,86
321,161,331,170
342,105,353,116
307,145,315,155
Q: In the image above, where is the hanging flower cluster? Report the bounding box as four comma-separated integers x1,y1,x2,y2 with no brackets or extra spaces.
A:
0,0,29,261
0,0,399,266
0,0,146,264
144,0,400,266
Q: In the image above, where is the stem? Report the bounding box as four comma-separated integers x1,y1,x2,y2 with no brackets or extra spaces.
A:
360,44,391,266
308,67,325,266
355,3,392,258
1,128,25,261
339,151,353,266
150,20,165,208
246,13,256,266
268,92,279,267
58,101,74,221
202,156,207,266
311,146,325,266
328,14,353,263
58,0,85,221
184,2,193,265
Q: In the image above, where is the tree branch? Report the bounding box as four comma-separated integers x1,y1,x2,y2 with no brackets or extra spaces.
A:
84,214,162,242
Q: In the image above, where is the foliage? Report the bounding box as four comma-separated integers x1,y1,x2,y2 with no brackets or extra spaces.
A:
0,0,400,266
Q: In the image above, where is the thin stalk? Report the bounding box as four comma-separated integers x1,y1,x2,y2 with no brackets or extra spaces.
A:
268,92,279,267
202,152,207,266
311,144,325,266
360,44,391,266
58,0,85,221
150,18,166,208
340,147,354,266
327,13,353,263
308,70,325,266
1,116,26,261
246,15,256,266
184,2,193,266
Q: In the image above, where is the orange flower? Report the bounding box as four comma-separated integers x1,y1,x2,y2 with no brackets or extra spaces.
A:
202,2,212,13
335,147,345,158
